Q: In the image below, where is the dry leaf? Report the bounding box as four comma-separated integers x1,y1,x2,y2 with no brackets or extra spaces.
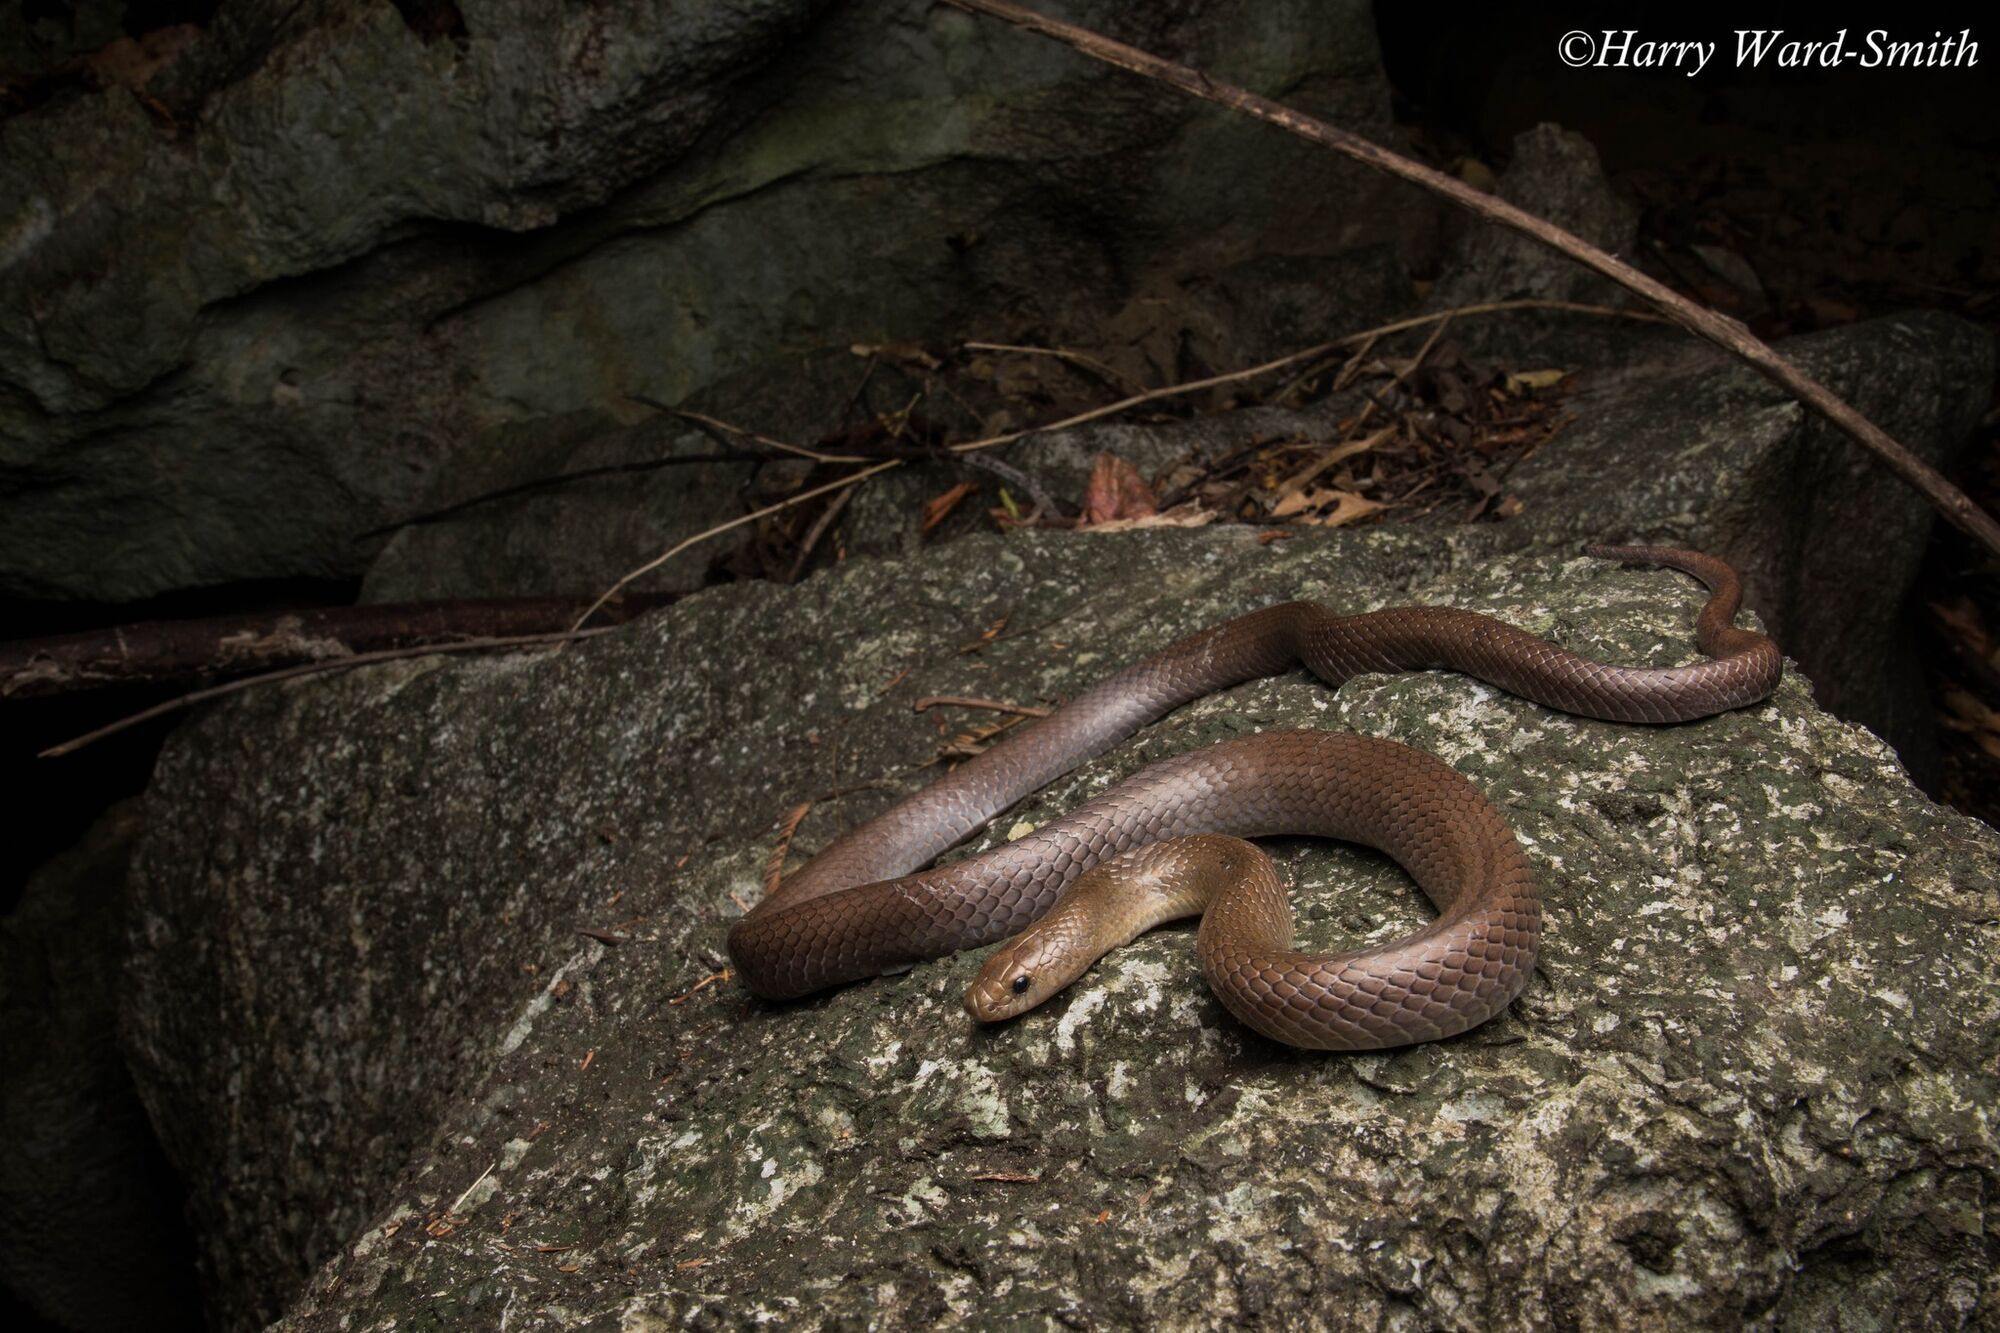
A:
1269,486,1326,520
1270,427,1395,505
1081,504,1216,534
1079,451,1158,527
850,341,941,370
1454,158,1499,193
1504,369,1570,393
1293,490,1383,528
921,481,978,534
1942,687,1999,731
1940,686,2000,759
1931,597,1988,650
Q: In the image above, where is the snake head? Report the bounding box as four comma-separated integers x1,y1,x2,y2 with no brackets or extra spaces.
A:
963,910,1095,1023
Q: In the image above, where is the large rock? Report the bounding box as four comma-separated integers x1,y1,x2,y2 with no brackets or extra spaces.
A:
127,525,2000,1328
0,0,1420,600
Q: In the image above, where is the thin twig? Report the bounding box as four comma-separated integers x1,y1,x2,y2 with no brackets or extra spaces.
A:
1270,426,1397,503
963,339,1142,394
448,1163,496,1218
1270,349,1346,406
765,802,814,893
836,349,883,430
911,695,1053,718
628,399,870,464
39,628,613,759
942,0,2000,559
354,455,749,540
1331,335,1381,393
955,451,1069,521
3,595,665,698
787,484,858,582
566,461,901,633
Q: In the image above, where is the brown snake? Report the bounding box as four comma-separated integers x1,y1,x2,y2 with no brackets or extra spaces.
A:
726,546,1781,1049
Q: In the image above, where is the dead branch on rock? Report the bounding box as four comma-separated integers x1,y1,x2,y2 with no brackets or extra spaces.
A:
38,628,613,759
942,0,2000,560
3,596,663,699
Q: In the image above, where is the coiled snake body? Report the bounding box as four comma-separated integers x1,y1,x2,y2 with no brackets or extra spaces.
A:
726,547,1781,1049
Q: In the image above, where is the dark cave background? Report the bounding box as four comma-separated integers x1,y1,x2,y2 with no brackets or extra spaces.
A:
2,2,1994,1328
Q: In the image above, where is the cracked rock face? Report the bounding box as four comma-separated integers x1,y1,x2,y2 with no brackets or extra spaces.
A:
0,0,1412,600
125,527,1999,1328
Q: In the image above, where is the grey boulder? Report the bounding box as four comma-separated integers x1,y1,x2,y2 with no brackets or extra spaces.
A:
122,526,2000,1329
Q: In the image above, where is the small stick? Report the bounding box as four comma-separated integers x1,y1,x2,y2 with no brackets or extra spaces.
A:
448,1163,496,1218
1270,426,1396,503
629,399,869,465
765,802,813,893
2,595,665,699
1352,310,1454,432
787,485,858,582
911,695,1053,718
954,451,1068,522
963,339,1142,394
946,301,1658,457
355,457,749,539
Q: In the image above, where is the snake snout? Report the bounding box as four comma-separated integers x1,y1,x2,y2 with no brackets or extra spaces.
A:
964,955,1040,1022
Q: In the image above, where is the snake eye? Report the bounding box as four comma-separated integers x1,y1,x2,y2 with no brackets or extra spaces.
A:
1011,974,1032,996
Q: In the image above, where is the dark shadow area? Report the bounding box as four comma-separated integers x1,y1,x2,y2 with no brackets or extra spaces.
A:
3,577,359,913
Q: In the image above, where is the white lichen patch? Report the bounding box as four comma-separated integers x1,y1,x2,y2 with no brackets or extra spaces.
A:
725,1149,825,1239
1437,1090,1507,1125
956,1062,1012,1140
497,950,600,1057
886,1175,951,1227
1053,987,1111,1056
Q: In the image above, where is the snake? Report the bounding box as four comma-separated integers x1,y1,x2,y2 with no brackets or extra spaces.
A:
725,546,1781,1049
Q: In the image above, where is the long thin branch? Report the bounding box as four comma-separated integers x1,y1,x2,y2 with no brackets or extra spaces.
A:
943,0,2000,559
38,628,614,759
641,401,872,464
354,455,751,540
962,339,1141,394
